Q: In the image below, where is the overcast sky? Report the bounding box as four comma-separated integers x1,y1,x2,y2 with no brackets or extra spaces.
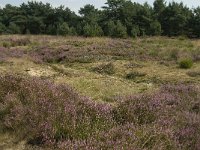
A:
0,0,199,13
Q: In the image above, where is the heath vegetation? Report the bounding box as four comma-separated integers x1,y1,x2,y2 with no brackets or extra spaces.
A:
0,0,200,149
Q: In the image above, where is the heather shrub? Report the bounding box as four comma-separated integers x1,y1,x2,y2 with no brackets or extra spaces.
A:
125,71,146,80
112,84,200,149
113,95,157,125
0,47,24,62
1,74,200,149
187,71,200,77
58,123,176,150
92,63,115,75
192,49,200,61
179,58,193,69
170,49,179,60
30,46,97,64
0,75,113,146
10,37,31,46
2,42,11,48
2,37,31,48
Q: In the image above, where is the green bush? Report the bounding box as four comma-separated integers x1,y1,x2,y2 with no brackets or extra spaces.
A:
0,23,6,34
113,20,127,38
7,23,21,34
105,20,115,37
83,23,103,37
57,22,71,36
131,25,140,38
149,21,161,36
179,58,193,69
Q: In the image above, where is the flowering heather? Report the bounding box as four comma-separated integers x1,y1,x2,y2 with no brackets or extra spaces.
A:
30,46,99,64
0,47,25,62
112,84,200,150
0,74,200,149
0,75,113,146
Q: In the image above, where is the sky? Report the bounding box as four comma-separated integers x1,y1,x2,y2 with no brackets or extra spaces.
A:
0,0,199,14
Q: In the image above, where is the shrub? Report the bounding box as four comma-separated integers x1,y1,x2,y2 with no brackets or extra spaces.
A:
92,63,115,75
113,95,157,125
57,22,71,36
2,42,11,48
170,49,179,60
149,21,161,36
131,25,140,38
0,75,113,146
0,23,6,34
104,20,115,37
113,20,127,38
10,37,31,46
7,23,21,34
1,74,200,149
83,23,103,37
125,71,146,80
187,71,200,77
112,84,200,149
179,58,193,69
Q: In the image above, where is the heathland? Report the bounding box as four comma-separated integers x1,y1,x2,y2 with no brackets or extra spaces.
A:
0,35,200,149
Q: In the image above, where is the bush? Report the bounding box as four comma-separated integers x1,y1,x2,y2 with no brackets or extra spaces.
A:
113,20,127,38
57,22,71,36
92,63,115,75
131,25,140,38
7,23,21,34
112,84,200,149
83,23,103,37
125,71,146,80
187,71,200,77
0,75,113,145
0,23,6,34
1,74,200,149
104,20,115,37
179,58,193,69
2,42,11,48
149,21,162,36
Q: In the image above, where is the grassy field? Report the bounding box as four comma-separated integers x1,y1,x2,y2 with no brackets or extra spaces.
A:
0,35,200,149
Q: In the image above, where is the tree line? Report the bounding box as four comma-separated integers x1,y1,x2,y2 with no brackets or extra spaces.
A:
0,0,200,38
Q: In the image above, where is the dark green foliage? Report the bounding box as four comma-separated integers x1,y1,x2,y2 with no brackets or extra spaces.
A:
57,22,71,36
83,23,103,37
179,58,193,69
131,25,140,38
7,23,21,34
0,0,199,38
104,20,115,37
0,23,6,34
149,21,162,35
113,20,127,38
